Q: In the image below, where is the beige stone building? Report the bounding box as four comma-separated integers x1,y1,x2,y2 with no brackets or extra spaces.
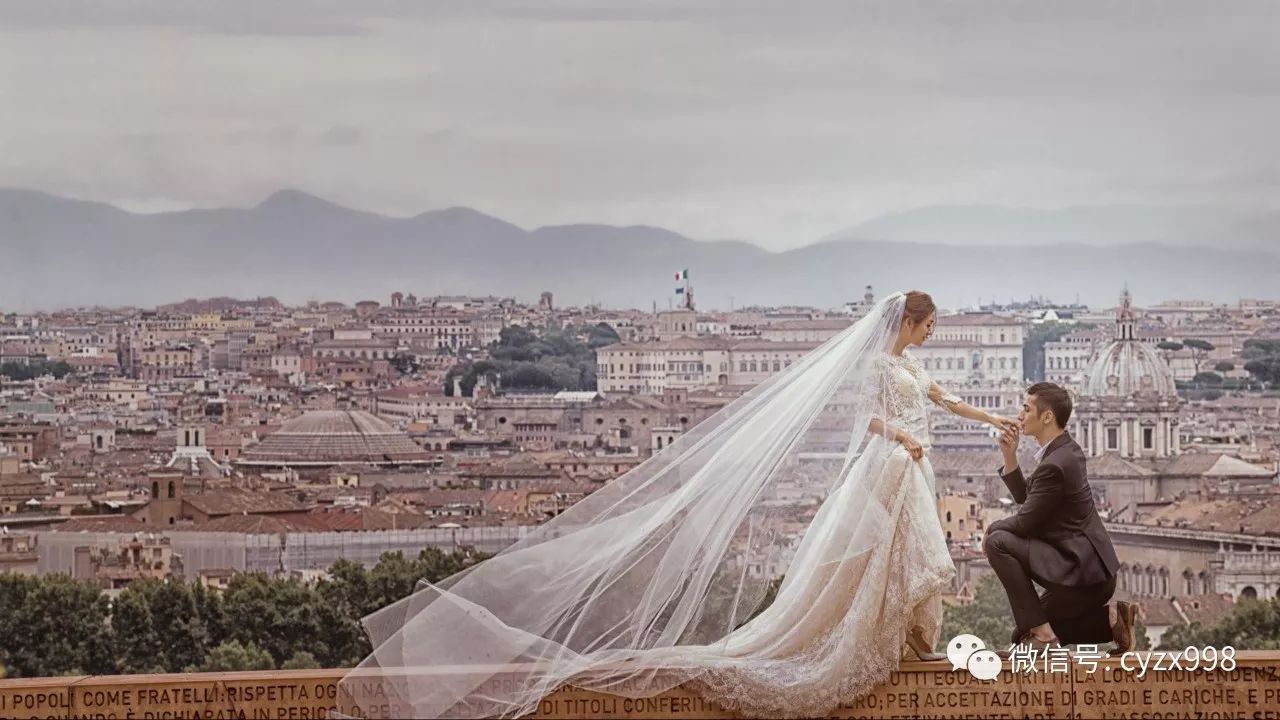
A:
0,532,38,575
937,493,985,545
371,311,478,351
595,337,819,394
71,532,182,594
915,312,1026,385
138,342,198,381
85,380,151,406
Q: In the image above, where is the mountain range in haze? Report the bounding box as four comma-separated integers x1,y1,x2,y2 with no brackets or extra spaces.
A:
2,188,1277,313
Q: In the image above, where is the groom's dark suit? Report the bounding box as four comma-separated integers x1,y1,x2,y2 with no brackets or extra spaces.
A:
983,432,1120,645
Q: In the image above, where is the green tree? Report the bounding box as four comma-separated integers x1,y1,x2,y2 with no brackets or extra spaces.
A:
149,579,210,671
281,650,322,670
190,640,275,672
740,576,783,627
367,552,423,610
1192,371,1224,386
10,574,115,677
316,559,373,617
941,574,1017,651
389,352,420,376
221,573,327,667
1241,339,1280,384
0,574,38,678
1214,361,1235,373
445,321,607,395
586,323,621,349
1023,322,1090,382
416,546,488,584
1158,597,1280,651
111,582,165,674
1182,339,1215,376
0,360,74,381
190,580,228,648
1133,617,1152,651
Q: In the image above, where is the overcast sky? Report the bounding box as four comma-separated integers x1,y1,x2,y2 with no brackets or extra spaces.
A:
2,0,1278,249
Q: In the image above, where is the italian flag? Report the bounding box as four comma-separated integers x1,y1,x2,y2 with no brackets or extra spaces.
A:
674,269,688,280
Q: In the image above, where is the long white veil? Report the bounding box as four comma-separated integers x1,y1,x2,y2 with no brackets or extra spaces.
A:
336,292,908,719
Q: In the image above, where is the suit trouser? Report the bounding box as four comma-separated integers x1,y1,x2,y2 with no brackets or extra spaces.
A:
984,528,1116,646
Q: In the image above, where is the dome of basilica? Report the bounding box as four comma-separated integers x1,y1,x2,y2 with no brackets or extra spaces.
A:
1082,290,1177,399
238,410,433,467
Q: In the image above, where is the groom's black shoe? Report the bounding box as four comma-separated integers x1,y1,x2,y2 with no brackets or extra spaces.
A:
1111,601,1139,654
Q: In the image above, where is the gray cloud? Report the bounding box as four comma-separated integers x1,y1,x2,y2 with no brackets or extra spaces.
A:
0,1,1278,248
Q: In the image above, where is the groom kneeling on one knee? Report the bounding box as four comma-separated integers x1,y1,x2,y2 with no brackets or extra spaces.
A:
982,382,1138,653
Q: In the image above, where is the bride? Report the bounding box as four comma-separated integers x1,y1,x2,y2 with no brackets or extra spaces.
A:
338,291,1017,719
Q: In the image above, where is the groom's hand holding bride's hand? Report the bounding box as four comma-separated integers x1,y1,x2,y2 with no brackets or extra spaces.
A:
993,416,1020,435
998,423,1020,474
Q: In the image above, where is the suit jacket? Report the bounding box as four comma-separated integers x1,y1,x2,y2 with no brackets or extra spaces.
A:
990,432,1120,587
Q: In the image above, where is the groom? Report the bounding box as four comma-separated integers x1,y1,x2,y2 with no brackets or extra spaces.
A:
983,382,1138,651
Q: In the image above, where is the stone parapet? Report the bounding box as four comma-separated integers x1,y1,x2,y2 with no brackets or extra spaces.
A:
1,653,1278,719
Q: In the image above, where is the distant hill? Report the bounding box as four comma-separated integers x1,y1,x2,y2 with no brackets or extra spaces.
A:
827,204,1277,249
2,189,1276,312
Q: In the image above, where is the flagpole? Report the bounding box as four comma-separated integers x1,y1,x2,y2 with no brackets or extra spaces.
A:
672,268,693,312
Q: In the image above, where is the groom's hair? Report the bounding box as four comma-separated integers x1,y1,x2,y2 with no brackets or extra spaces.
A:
1027,382,1072,428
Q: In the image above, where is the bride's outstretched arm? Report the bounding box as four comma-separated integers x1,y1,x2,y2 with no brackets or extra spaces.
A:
928,382,1018,432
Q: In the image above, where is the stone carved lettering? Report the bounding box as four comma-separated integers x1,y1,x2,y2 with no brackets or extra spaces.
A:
0,656,1276,719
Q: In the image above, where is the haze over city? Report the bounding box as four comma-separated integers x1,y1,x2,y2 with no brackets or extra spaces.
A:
3,1,1279,250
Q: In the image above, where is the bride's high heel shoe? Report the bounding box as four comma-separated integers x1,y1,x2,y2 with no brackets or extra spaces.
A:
904,625,947,662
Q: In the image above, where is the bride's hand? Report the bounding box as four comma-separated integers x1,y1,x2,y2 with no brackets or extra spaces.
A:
992,416,1020,434
896,431,924,461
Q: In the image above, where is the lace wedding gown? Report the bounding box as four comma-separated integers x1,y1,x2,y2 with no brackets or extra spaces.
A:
668,350,958,718
337,299,961,720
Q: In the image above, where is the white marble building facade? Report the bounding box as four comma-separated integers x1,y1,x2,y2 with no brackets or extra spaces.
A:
914,313,1026,385
595,337,819,394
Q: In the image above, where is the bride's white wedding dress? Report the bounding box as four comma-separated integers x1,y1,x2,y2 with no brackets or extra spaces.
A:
338,294,960,720
672,350,958,718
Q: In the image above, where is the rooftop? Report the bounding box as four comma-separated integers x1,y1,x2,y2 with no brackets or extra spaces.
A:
237,410,434,467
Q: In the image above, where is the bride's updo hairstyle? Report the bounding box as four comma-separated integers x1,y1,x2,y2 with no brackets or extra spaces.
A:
902,290,936,328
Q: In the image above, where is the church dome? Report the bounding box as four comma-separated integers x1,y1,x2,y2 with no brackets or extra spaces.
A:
1082,290,1177,399
238,410,432,467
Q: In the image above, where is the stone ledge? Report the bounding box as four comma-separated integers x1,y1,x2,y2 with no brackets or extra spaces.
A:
1,653,1278,719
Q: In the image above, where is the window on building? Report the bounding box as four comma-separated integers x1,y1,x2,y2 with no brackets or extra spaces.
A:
1107,427,1119,450
1143,427,1154,450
